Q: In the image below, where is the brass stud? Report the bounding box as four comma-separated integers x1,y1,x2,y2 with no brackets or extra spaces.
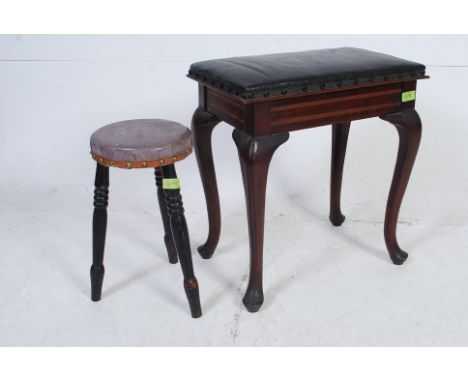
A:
160,159,164,165
173,156,177,161
109,161,114,166
142,161,147,167
99,158,103,163
126,162,132,168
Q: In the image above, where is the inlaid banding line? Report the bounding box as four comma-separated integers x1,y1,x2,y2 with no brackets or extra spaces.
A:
207,90,245,124
211,90,245,108
208,104,244,124
272,102,400,127
271,88,401,113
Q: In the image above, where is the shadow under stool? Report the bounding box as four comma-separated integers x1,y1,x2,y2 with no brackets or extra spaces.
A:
89,119,201,318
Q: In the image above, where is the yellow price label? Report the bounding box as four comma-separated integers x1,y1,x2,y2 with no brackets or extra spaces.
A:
402,90,416,102
163,178,180,190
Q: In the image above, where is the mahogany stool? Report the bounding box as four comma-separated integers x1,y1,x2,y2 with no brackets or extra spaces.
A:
188,47,428,313
89,119,201,318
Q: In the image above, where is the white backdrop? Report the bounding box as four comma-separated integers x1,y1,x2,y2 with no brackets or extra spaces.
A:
1,35,467,346
1,35,467,222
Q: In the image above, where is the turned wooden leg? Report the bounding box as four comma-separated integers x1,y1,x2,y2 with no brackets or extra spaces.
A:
380,109,422,265
154,167,178,264
232,129,289,312
330,122,351,226
191,107,221,259
161,164,202,318
91,163,109,301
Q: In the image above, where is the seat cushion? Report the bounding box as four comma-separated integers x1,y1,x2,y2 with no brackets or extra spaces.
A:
188,47,426,100
90,119,192,168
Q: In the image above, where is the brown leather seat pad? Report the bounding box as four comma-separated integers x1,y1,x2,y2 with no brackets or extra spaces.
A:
90,119,192,168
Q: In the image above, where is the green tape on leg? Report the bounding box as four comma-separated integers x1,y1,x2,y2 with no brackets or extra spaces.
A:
401,90,416,102
163,178,180,190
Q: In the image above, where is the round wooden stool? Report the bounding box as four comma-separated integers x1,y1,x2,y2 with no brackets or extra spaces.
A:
89,119,201,318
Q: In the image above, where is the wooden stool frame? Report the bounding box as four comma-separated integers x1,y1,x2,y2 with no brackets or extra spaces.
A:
191,76,426,312
90,162,202,318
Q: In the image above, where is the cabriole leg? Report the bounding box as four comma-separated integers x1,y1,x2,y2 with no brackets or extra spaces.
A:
191,107,221,259
330,122,350,226
232,129,289,312
380,110,422,265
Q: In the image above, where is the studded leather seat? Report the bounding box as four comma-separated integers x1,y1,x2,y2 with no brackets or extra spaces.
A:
188,47,426,100
90,119,192,169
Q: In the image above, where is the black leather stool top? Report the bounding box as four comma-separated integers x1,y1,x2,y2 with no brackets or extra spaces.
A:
188,47,426,100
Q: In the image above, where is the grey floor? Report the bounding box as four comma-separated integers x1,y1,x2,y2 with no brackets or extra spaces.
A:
1,177,467,346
